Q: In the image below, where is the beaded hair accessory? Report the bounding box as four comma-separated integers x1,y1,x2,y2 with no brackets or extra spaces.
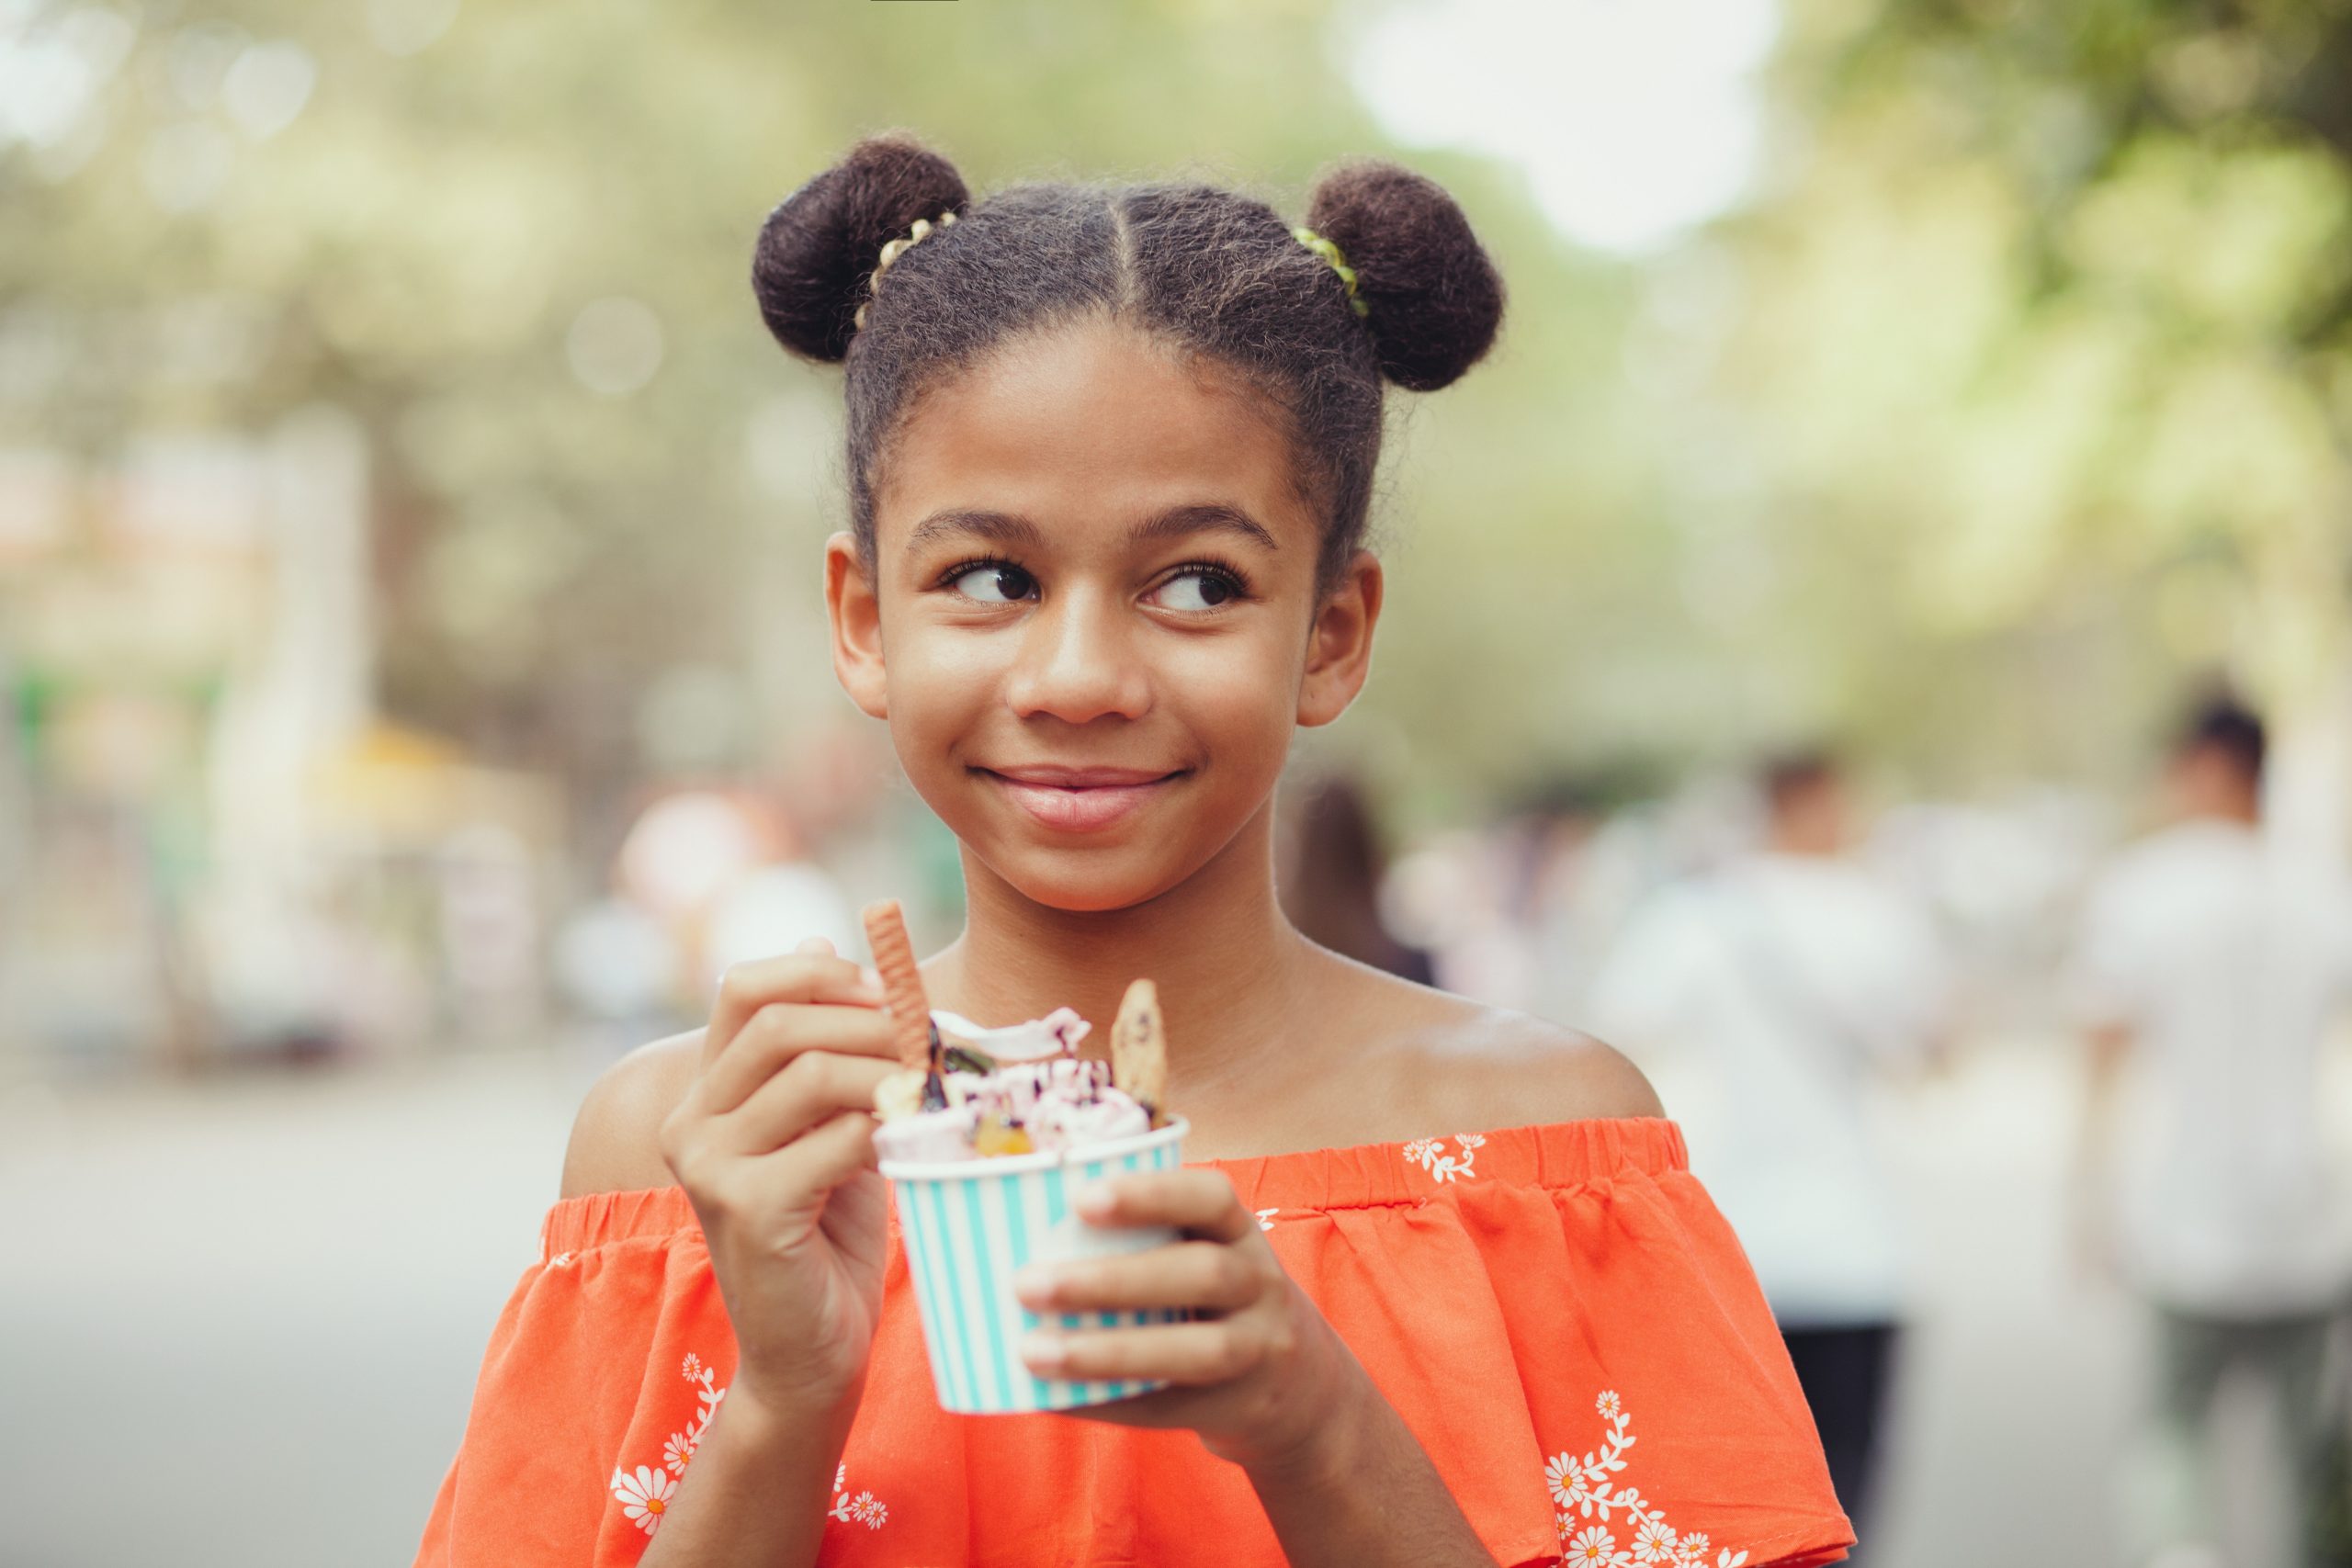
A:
1291,226,1370,319
853,209,958,330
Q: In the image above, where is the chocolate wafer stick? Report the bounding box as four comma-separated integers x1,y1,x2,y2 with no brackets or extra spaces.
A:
861,899,933,1071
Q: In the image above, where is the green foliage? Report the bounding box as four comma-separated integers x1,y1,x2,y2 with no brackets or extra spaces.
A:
3,0,1659,825
1713,0,2352,783
14,0,2343,829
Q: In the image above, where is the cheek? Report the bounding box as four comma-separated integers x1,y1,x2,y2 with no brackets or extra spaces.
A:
1161,633,1300,773
878,620,1303,802
877,625,1001,756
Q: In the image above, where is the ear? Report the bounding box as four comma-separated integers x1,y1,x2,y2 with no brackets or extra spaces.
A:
825,531,889,720
1297,549,1383,728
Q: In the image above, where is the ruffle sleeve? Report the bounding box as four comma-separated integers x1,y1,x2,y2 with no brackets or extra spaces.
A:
413,1190,732,1564
414,1121,1851,1568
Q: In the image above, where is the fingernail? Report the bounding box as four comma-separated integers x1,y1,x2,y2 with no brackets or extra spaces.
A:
1020,1331,1066,1371
1012,1264,1056,1306
1075,1183,1114,1220
857,965,882,994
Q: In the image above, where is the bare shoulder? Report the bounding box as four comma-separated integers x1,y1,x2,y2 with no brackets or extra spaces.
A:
559,1030,706,1199
1340,968,1665,1134
1453,1006,1664,1122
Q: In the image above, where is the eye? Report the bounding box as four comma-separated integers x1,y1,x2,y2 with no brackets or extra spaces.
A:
946,560,1038,604
1147,564,1248,613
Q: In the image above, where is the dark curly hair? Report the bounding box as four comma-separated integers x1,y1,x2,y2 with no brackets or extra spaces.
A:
751,133,1506,593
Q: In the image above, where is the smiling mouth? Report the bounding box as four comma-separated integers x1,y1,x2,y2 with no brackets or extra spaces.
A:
976,766,1190,833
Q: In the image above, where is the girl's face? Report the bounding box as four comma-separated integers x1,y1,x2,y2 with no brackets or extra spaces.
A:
825,318,1382,912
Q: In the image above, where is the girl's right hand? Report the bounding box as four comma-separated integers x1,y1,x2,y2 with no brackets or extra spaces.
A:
659,938,900,1421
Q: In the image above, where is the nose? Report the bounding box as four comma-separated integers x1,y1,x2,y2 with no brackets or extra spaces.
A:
1001,586,1151,725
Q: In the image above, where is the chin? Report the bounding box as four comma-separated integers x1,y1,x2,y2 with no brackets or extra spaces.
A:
978,840,1199,913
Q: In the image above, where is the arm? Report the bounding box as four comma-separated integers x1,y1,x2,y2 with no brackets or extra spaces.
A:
2072,1020,2132,1281
563,942,901,1568
2064,871,2139,1286
1243,1365,1498,1568
637,1388,852,1568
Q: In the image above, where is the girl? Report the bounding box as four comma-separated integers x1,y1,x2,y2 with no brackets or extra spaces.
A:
414,135,1852,1568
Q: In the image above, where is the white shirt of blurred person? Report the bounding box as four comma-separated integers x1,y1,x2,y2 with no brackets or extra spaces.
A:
612,789,865,998
1591,760,1950,1325
1590,756,1950,1546
2069,699,2352,1568
2070,704,2352,1315
703,860,862,987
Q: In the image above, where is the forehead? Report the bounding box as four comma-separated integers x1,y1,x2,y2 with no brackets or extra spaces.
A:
872,319,1317,554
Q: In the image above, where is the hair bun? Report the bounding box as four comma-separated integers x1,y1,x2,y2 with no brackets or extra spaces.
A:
1306,162,1503,392
752,133,971,364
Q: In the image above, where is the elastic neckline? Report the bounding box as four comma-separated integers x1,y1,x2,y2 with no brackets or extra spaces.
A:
540,1116,1688,1258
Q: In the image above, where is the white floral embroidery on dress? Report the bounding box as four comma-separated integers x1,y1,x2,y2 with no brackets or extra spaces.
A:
609,1354,889,1537
1565,1524,1630,1566
828,1461,889,1529
609,1353,726,1537
1403,1133,1487,1184
1546,1393,1747,1568
612,1465,675,1533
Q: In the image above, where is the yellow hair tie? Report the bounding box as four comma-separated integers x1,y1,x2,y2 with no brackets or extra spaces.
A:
854,209,958,331
1292,226,1370,319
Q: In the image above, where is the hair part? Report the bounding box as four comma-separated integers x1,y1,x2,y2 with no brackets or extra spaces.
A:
751,134,1505,592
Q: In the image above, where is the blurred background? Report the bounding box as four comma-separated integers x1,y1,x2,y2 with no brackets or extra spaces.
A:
6,0,2352,1563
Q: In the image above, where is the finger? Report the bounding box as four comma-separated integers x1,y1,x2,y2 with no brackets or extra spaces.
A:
793,935,883,993
1076,1170,1254,1244
716,1048,899,1156
1020,1318,1271,1387
1013,1241,1261,1316
702,953,883,1068
702,998,900,1112
757,1104,879,1196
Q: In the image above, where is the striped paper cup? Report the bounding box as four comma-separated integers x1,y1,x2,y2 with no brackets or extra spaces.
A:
883,1116,1189,1414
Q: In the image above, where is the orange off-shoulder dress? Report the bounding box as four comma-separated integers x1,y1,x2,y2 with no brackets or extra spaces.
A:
413,1119,1851,1568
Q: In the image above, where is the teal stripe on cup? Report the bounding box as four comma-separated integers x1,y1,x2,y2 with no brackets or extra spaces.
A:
1000,1169,1054,1408
1040,1163,1105,1407
1076,1158,1122,1403
907,1179,947,1410
909,1178,965,1409
973,1168,1026,1407
955,1177,1011,1408
908,1175,964,1410
881,1117,1188,1415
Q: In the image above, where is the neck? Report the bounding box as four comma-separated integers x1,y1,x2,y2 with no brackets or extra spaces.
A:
924,803,1317,1094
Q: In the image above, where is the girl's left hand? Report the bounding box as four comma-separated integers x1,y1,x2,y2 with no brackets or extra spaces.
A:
1012,1170,1366,1475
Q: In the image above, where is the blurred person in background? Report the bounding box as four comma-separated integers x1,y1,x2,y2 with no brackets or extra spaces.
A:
1278,773,1435,984
700,803,862,987
2069,696,2352,1568
1503,778,1668,1027
1589,750,1952,1559
560,789,862,1050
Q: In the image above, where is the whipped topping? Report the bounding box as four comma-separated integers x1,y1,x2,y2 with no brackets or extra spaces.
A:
931,1007,1091,1063
871,1008,1148,1164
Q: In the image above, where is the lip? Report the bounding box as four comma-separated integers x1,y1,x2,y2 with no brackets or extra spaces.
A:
978,765,1187,832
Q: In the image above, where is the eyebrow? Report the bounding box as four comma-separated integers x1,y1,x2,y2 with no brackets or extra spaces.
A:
905,502,1280,555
